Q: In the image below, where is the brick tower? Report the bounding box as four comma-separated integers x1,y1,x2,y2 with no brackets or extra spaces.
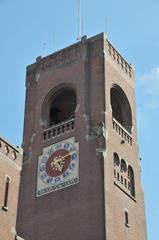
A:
17,33,147,240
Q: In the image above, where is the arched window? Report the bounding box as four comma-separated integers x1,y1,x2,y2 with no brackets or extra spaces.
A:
42,87,76,127
110,85,132,133
114,152,120,166
120,159,127,172
49,89,76,126
128,166,135,197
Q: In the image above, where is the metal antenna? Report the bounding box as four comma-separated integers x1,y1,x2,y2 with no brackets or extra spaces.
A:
105,17,109,37
43,40,46,57
77,0,81,40
81,17,84,37
53,32,56,52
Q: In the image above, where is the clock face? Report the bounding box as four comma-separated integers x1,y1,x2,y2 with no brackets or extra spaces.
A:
37,139,79,196
45,149,71,177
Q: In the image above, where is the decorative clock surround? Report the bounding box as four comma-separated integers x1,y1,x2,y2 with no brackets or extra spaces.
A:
37,137,79,197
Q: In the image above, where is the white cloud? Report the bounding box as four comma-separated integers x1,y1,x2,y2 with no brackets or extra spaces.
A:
137,67,159,110
137,67,159,94
136,67,159,130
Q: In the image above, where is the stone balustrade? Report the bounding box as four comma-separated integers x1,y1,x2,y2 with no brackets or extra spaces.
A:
107,41,132,78
43,118,75,141
112,118,132,145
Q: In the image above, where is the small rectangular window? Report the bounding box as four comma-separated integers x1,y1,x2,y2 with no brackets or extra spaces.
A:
125,211,130,227
124,178,127,187
2,176,10,211
121,176,123,184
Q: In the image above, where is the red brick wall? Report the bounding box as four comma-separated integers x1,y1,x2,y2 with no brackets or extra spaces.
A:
0,138,22,240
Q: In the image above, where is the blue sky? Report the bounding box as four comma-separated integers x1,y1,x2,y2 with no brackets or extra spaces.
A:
0,0,158,239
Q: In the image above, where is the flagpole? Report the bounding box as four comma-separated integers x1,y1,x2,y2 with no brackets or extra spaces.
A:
77,0,81,40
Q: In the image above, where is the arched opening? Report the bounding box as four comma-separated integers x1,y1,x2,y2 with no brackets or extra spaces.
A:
114,152,120,166
120,159,127,172
49,88,76,126
128,166,135,197
110,85,132,133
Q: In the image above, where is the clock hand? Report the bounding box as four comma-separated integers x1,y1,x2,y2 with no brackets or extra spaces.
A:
57,151,76,162
51,151,77,171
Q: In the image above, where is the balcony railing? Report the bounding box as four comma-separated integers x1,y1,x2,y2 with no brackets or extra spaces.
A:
112,118,132,145
107,40,132,78
43,118,75,141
